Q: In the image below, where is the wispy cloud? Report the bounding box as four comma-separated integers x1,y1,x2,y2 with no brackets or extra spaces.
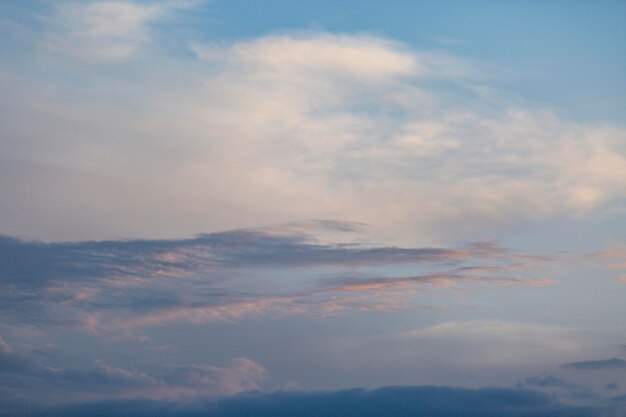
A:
0,226,553,334
562,359,626,370
0,226,506,286
394,320,584,367
522,375,582,390
591,245,626,283
39,1,195,63
193,34,421,80
518,374,603,405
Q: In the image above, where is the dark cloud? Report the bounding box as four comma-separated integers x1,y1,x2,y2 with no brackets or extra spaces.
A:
8,386,613,417
518,374,603,405
606,382,620,390
561,358,626,370
522,375,580,390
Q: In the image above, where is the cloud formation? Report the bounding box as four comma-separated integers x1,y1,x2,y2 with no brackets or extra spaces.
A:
8,386,614,417
592,245,626,283
2,14,625,242
40,1,193,63
562,359,626,370
0,338,266,406
0,226,553,335
394,320,583,369
1,4,624,414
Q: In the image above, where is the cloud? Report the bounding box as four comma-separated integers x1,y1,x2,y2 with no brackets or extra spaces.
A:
8,386,613,417
591,245,626,282
395,321,584,368
0,337,35,374
0,339,266,405
518,374,603,405
0,227,553,334
159,358,267,396
1,29,625,242
194,34,421,80
562,359,626,370
0,226,508,286
327,268,551,293
522,375,581,390
40,1,192,63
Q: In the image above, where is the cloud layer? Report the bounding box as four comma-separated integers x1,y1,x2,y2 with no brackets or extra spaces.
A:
1,8,625,242
0,336,266,408
9,386,618,417
1,3,625,415
0,225,552,335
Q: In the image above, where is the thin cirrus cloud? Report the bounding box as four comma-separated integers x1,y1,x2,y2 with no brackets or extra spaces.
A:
1,5,625,242
591,245,626,282
0,224,552,334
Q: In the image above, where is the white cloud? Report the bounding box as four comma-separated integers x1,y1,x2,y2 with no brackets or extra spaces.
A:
1,31,625,243
395,320,586,368
157,35,626,242
41,1,188,62
194,34,421,80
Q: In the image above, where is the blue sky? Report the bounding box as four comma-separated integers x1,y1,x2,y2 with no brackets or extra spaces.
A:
0,1,625,416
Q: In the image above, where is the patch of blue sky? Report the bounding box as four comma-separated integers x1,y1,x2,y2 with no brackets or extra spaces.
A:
207,0,625,124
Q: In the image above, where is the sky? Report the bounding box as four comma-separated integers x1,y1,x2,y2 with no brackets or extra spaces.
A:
0,1,625,416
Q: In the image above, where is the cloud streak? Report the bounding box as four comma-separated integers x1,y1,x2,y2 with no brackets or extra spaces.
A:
0,226,553,334
562,359,626,370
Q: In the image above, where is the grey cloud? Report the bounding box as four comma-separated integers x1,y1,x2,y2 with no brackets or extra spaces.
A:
8,386,613,417
0,338,35,374
0,227,552,332
326,267,549,293
522,375,581,390
518,374,609,406
606,382,620,390
612,393,626,403
0,338,266,405
562,358,626,370
0,226,493,287
190,229,479,269
158,358,267,395
29,344,62,361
